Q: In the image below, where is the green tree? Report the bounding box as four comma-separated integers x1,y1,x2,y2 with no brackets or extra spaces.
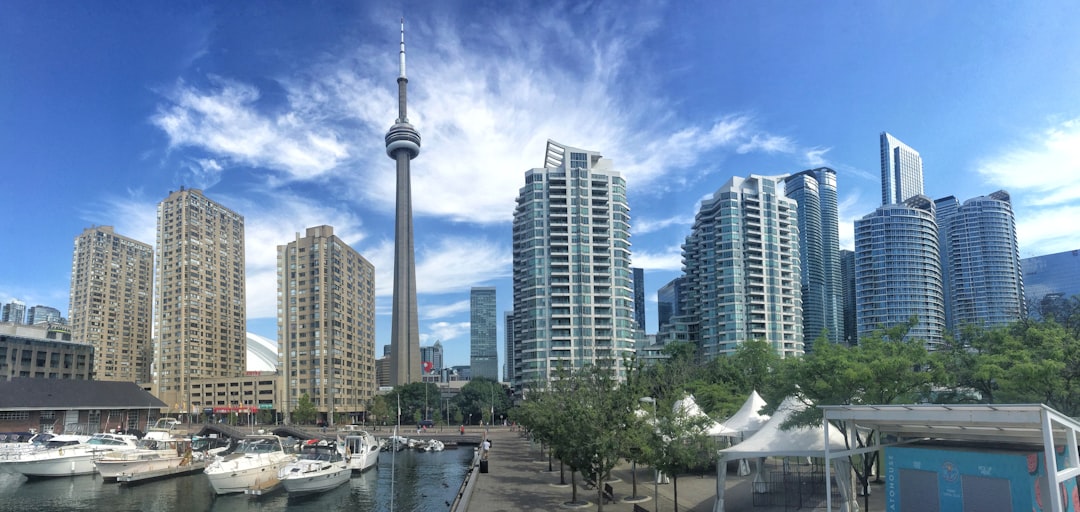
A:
638,395,713,512
455,378,511,425
292,393,317,425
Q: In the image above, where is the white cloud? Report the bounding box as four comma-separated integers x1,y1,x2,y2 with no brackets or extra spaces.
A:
631,245,684,272
804,147,831,167
420,321,470,345
422,299,471,320
414,237,512,295
633,214,695,235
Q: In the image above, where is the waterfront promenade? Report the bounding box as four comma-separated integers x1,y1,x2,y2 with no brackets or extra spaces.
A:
464,427,885,512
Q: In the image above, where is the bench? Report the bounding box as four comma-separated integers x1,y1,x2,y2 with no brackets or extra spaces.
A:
633,504,650,512
602,483,615,504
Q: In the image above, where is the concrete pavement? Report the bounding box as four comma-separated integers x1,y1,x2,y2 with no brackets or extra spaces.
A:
462,427,885,512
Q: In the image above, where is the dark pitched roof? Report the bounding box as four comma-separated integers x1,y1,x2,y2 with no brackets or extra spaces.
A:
0,378,167,410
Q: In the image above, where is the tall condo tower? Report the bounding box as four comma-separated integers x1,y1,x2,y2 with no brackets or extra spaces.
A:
854,195,945,348
677,175,803,359
278,226,376,426
385,20,422,385
511,140,635,389
880,132,924,205
470,287,498,380
153,188,246,413
69,226,153,383
784,168,844,350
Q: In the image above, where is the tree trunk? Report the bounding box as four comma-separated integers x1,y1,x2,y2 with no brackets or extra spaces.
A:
571,469,578,502
560,460,566,485
673,475,680,512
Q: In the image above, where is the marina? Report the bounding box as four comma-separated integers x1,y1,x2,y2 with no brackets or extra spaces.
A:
0,442,472,512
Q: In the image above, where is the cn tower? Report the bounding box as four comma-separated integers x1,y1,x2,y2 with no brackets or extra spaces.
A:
385,19,422,385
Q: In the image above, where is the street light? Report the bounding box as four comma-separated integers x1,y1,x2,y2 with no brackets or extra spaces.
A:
640,396,659,512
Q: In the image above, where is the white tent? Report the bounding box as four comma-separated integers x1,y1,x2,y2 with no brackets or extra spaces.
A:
712,396,857,512
673,395,738,437
720,390,770,436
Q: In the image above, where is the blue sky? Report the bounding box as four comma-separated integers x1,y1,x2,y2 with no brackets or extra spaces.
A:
3,1,1080,372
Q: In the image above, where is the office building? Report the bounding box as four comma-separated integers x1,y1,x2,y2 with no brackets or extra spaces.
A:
1022,249,1080,320
880,132,924,205
854,195,945,348
385,22,422,385
27,306,63,326
153,188,246,413
840,249,857,345
470,287,498,380
677,174,803,359
632,267,646,332
1,300,26,325
0,322,93,381
278,225,376,425
936,191,1025,331
69,226,153,383
511,140,636,388
784,168,844,350
420,340,444,376
656,276,687,332
503,311,514,384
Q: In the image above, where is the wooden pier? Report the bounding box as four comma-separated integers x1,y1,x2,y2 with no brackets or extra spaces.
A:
244,476,282,497
117,460,207,485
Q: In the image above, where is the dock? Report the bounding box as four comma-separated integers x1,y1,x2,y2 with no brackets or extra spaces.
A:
117,460,207,485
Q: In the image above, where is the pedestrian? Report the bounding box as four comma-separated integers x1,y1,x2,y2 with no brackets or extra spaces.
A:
459,425,465,435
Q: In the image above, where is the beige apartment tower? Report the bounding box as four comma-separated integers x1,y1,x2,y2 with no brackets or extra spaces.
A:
278,226,376,425
69,226,153,383
153,188,246,412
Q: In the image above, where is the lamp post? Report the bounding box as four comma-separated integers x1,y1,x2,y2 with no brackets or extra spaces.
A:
640,396,659,512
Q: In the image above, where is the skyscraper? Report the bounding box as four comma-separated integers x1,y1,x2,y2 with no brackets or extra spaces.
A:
632,267,646,333
880,132,924,205
278,225,376,425
26,305,63,325
936,191,1025,330
678,175,803,359
511,140,635,388
69,226,153,383
470,287,498,380
854,195,945,348
385,20,422,386
420,340,443,376
840,249,857,345
784,168,844,350
1022,249,1080,320
1,300,26,324
153,188,246,413
503,311,515,385
656,276,687,332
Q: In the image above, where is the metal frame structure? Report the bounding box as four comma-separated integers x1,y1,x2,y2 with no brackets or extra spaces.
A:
821,403,1080,512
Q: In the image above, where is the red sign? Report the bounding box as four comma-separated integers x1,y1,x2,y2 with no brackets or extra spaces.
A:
422,361,433,373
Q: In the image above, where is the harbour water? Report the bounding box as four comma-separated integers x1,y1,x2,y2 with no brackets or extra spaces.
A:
0,446,473,512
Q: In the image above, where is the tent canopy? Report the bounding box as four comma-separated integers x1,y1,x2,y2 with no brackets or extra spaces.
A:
673,394,738,437
721,390,770,435
719,396,848,459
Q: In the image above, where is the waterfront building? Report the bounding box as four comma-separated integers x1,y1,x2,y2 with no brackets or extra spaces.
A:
880,132,924,205
0,322,93,381
840,249,857,345
854,195,945,348
0,378,165,434
27,306,63,325
510,140,635,389
385,21,422,386
188,371,280,423
375,356,390,388
935,191,1025,331
153,188,246,414
1,299,26,324
632,267,646,332
784,168,844,350
676,174,803,359
277,225,376,426
1021,249,1080,320
69,226,153,383
470,287,498,381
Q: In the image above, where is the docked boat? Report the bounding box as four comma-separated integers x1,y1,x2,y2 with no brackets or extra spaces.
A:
417,439,445,452
94,436,194,482
0,432,54,463
338,429,379,472
203,435,294,494
5,432,139,477
278,439,350,496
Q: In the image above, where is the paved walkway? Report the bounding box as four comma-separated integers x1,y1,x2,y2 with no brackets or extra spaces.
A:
464,427,885,512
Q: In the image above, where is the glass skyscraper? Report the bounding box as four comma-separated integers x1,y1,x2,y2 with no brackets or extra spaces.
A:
936,191,1025,331
632,267,646,333
854,195,945,349
656,276,687,331
784,168,843,350
880,132,924,205
1022,249,1080,319
510,140,635,388
678,175,803,359
470,287,498,380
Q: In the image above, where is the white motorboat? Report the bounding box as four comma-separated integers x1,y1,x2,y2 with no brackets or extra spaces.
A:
0,432,54,464
94,436,194,482
204,435,294,494
417,439,445,452
338,430,379,472
278,439,350,496
6,432,139,477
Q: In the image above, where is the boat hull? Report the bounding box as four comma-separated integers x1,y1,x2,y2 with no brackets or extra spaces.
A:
280,462,350,496
204,454,293,494
95,455,186,481
7,452,99,477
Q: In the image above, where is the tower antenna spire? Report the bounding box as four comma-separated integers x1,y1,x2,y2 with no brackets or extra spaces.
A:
398,17,407,80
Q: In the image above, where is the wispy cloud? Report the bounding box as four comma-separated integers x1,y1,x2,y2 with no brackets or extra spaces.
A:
976,118,1080,254
422,299,471,320
421,321,470,345
633,214,695,235
631,245,685,272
